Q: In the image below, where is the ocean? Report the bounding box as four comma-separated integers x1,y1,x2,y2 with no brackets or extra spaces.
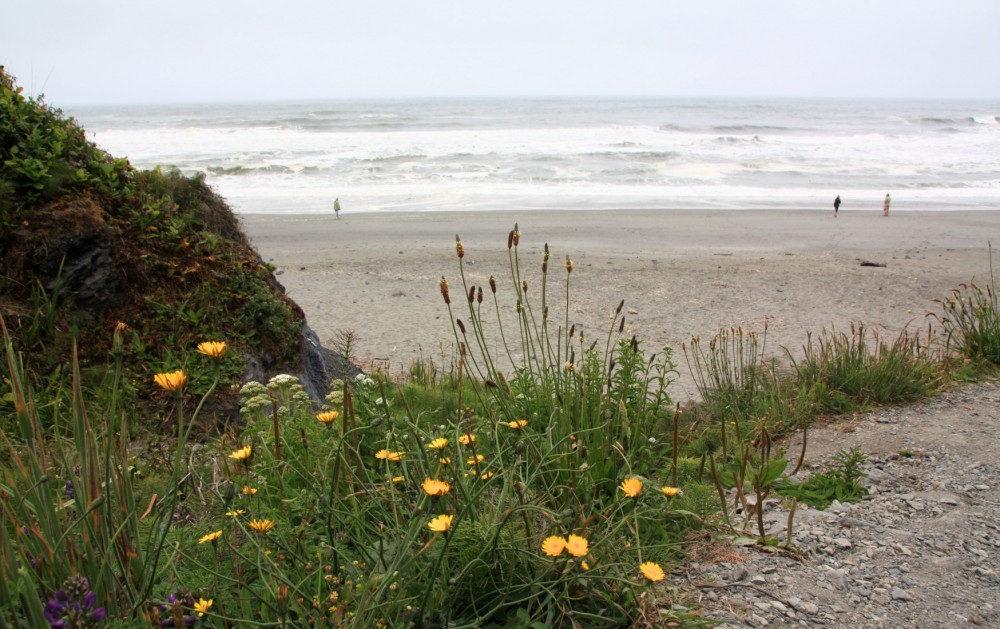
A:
67,98,1000,214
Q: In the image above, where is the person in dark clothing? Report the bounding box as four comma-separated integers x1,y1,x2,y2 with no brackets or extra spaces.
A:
833,195,841,217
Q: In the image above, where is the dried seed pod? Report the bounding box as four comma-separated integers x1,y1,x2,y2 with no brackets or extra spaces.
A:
455,235,464,259
565,255,574,274
512,223,521,246
507,230,515,249
468,286,476,303
489,275,497,294
439,277,451,304
457,319,466,334
476,287,483,304
522,280,528,295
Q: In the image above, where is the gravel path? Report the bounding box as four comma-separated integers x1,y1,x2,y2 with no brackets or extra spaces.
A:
683,379,1000,628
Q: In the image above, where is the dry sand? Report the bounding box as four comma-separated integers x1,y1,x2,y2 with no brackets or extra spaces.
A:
241,210,999,400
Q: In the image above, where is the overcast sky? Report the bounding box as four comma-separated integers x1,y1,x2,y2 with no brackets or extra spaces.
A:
3,1,998,105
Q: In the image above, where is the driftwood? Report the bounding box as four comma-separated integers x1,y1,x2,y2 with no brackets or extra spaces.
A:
858,260,887,268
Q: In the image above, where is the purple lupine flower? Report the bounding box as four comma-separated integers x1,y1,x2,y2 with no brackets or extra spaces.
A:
43,576,106,627
65,479,75,500
154,590,197,626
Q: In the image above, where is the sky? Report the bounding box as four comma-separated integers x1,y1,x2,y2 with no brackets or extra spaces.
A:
3,0,999,105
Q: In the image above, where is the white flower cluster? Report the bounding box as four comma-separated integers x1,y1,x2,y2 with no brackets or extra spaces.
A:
238,381,270,416
326,379,345,407
354,373,375,387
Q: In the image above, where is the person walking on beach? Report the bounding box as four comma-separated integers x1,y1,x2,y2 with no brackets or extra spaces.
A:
833,195,841,217
883,193,891,216
334,197,341,219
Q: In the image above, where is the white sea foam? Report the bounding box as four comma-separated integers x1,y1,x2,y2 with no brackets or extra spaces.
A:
70,98,1000,213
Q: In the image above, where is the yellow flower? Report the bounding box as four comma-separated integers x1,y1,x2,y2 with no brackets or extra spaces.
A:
248,519,276,533
541,536,566,557
225,509,245,518
565,534,589,557
421,478,451,497
466,454,485,466
197,341,228,359
229,445,252,461
428,437,449,450
242,485,257,496
153,370,187,392
479,471,494,480
640,561,665,582
438,457,452,464
199,530,222,544
581,560,590,570
661,486,682,497
506,419,528,429
458,433,476,445
620,477,643,499
427,514,453,533
391,476,405,484
316,411,339,424
375,449,405,461
194,598,213,618
387,451,404,461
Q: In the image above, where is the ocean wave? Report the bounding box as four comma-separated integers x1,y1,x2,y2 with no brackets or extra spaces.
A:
713,136,761,145
712,124,790,133
207,164,294,176
362,154,429,164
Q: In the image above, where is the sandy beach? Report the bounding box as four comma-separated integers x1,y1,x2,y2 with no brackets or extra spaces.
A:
241,210,1000,399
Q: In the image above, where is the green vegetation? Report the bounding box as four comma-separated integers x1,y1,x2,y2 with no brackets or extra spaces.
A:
1,66,304,428
931,249,1000,368
774,448,868,510
2,66,1000,627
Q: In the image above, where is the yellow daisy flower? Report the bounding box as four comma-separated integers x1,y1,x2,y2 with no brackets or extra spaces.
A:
541,536,566,557
458,433,476,445
196,341,227,359
479,471,494,480
198,530,222,544
466,454,485,466
241,485,257,496
316,411,339,424
661,486,682,497
506,419,528,429
391,476,405,484
640,561,666,582
194,598,213,617
427,514,453,533
153,370,187,392
619,477,643,498
421,478,451,497
225,509,245,518
229,445,252,461
565,534,589,557
248,519,276,533
428,437,449,450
